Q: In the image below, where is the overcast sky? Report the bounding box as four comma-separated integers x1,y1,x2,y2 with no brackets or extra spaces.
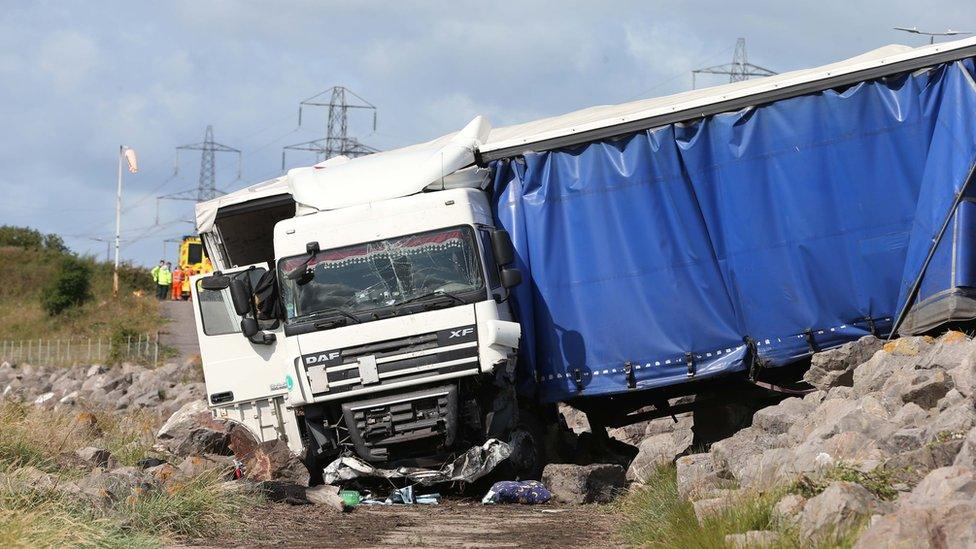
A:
1,1,973,266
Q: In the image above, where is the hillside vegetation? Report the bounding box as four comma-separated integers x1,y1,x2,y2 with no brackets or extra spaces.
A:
0,401,256,547
0,227,251,547
0,226,164,343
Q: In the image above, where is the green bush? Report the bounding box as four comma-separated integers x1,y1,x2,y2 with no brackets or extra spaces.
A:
40,256,92,316
88,260,155,295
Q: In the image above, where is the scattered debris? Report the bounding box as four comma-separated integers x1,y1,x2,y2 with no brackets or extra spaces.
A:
306,484,347,511
340,489,360,506
322,439,510,486
482,480,551,504
359,486,441,506
259,480,310,505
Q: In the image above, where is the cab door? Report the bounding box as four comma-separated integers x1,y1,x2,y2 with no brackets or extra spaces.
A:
190,263,289,406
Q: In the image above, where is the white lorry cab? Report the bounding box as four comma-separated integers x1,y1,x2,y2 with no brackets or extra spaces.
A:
190,117,528,477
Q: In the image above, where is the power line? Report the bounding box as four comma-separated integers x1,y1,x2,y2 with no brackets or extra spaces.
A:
893,26,972,45
623,45,734,102
120,216,194,249
69,153,180,239
123,172,179,214
68,112,297,256
236,111,301,145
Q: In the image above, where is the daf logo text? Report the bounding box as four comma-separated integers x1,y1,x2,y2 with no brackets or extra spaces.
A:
305,351,341,365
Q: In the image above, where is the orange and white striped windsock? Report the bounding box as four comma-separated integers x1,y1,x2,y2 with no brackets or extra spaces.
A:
123,147,138,173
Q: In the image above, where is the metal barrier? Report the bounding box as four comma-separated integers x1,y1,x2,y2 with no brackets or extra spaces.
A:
0,332,160,367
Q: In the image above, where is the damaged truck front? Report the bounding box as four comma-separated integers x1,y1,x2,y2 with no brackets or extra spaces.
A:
190,119,532,479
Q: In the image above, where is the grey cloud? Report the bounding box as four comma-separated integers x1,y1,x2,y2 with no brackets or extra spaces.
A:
0,1,972,264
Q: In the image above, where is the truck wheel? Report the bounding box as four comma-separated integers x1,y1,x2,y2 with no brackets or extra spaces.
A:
300,448,325,486
504,405,547,481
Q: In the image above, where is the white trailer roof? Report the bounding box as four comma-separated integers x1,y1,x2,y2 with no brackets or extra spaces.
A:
478,37,976,161
196,37,976,232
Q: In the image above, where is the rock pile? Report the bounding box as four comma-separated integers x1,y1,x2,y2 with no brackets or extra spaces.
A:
655,331,976,545
0,358,325,509
0,359,204,417
154,400,313,493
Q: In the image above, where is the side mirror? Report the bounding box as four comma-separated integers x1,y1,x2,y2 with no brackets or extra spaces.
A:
500,267,522,289
491,229,515,267
285,242,320,282
201,275,230,291
241,317,259,338
229,278,252,316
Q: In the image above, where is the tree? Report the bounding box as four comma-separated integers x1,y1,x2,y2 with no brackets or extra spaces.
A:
42,255,92,315
0,225,69,253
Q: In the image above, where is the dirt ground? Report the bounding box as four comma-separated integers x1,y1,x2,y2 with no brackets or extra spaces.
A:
184,498,623,548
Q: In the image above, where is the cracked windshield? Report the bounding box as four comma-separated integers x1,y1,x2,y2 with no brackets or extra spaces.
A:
280,226,484,320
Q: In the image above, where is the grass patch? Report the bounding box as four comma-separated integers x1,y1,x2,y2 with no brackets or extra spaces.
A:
0,402,160,472
616,464,869,548
0,475,254,548
0,402,79,472
120,473,255,538
97,409,159,467
0,402,260,546
0,484,157,548
791,462,898,501
616,464,781,548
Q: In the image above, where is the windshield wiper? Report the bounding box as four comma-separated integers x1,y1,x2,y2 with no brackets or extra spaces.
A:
302,307,361,325
395,290,466,309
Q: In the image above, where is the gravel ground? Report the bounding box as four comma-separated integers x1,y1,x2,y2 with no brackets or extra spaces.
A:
182,497,623,548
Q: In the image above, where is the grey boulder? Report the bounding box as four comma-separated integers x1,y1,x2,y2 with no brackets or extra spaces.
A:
804,335,882,390
799,481,890,541
541,463,626,504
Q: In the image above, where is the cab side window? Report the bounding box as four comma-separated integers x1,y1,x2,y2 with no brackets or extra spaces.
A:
478,228,501,289
197,280,241,336
197,267,273,335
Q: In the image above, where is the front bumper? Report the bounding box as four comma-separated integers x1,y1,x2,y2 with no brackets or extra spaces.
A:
341,385,458,462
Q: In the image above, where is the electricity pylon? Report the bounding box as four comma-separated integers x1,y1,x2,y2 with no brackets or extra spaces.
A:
281,86,378,170
692,38,776,89
161,125,241,202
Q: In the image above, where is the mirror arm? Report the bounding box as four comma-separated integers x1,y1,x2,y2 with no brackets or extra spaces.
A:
248,332,276,345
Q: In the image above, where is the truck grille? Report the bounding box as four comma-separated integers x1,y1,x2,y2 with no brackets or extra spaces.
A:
303,325,479,396
340,385,458,462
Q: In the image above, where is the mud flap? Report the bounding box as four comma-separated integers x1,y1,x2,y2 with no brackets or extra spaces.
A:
322,438,511,486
